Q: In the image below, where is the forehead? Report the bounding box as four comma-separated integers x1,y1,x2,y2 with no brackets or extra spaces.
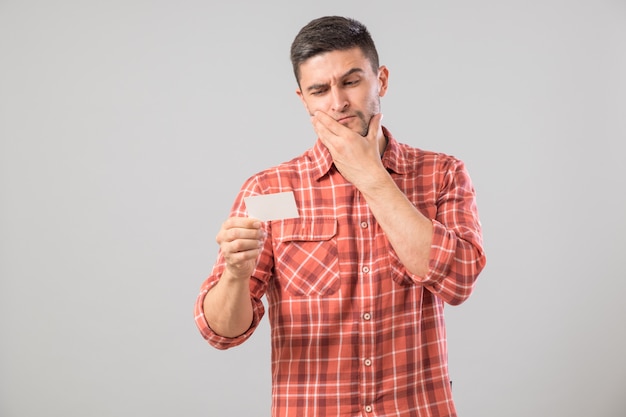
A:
298,47,374,86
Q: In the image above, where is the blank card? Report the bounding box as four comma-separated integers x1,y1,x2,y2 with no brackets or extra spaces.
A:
244,191,300,221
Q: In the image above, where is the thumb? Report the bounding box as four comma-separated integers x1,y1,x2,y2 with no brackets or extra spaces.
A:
366,113,384,140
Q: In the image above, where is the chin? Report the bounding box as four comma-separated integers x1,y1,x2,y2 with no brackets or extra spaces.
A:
344,119,368,136
357,123,369,137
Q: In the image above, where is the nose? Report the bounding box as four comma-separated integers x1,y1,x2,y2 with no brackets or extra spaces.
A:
330,88,349,112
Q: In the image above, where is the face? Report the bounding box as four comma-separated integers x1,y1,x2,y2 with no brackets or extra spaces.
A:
296,47,389,136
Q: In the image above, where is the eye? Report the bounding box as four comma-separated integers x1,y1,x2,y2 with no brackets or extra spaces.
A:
310,87,328,96
344,78,360,86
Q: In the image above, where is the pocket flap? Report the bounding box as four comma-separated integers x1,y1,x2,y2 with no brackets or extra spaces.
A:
274,217,337,242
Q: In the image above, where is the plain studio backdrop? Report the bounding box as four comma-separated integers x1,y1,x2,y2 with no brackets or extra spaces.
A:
1,1,625,416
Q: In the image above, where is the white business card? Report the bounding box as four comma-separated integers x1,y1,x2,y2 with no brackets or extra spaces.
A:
244,191,300,221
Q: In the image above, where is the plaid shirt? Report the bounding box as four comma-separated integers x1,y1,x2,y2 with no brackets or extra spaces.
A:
195,128,486,417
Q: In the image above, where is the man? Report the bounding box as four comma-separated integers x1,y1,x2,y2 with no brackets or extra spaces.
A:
195,16,486,417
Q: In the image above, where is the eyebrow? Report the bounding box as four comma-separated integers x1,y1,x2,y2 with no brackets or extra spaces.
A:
305,67,365,93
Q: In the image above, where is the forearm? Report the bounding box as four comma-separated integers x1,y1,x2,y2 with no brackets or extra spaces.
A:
203,269,254,338
359,170,433,278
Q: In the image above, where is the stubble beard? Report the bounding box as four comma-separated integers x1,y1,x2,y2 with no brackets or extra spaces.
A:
356,98,381,136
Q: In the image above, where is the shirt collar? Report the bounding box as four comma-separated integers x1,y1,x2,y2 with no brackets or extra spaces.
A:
310,126,408,180
380,126,408,175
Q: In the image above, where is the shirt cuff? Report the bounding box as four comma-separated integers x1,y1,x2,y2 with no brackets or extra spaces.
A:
388,220,455,286
425,220,456,284
193,280,264,350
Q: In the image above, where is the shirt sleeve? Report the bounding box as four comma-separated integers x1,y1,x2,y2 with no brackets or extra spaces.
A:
193,176,273,349
408,157,486,305
194,273,266,349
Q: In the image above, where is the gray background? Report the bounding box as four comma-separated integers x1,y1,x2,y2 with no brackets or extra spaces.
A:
1,1,625,416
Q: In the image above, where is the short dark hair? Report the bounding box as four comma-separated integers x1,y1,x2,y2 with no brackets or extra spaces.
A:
290,16,380,85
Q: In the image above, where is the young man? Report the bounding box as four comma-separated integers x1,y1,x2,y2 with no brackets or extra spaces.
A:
195,16,486,417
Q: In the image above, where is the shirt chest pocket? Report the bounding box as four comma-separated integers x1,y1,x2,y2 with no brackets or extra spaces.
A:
272,217,340,297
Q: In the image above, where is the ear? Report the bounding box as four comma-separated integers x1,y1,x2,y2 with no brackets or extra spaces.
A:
296,88,311,114
377,65,389,98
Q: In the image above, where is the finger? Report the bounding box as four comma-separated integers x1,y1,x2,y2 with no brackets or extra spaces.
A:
310,113,333,143
218,226,265,246
220,231,264,269
225,236,263,254
217,217,264,245
310,117,335,153
312,111,353,138
225,248,261,266
312,113,357,155
223,216,262,230
223,246,262,275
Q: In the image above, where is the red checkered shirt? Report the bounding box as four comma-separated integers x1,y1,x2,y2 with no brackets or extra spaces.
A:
195,127,486,417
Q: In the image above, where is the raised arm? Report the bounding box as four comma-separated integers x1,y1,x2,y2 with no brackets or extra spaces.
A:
202,217,265,338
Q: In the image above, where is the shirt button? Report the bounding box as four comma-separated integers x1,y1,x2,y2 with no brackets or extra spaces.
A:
364,358,372,366
363,313,371,321
362,266,370,273
365,405,373,413
360,221,368,229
